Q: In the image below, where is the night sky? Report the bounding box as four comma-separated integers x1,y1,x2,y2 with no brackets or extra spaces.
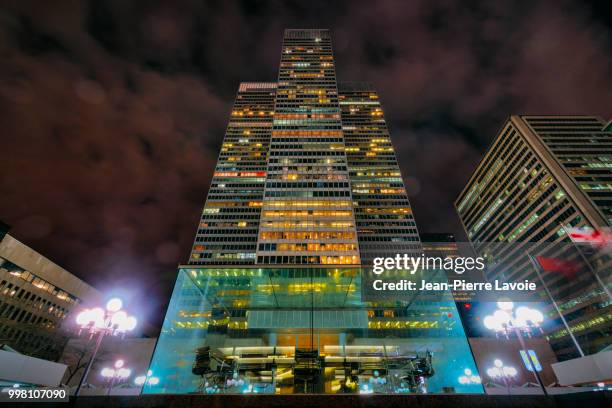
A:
1,1,611,328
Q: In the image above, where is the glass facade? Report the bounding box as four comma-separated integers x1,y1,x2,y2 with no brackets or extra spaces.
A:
189,83,276,265
146,266,482,394
339,82,421,262
455,115,612,360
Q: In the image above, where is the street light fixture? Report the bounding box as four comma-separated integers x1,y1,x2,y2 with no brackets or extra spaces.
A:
486,359,517,394
483,301,547,395
100,359,132,396
135,370,160,388
73,298,138,396
458,368,481,385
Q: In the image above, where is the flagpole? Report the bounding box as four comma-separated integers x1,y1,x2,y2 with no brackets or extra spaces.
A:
560,225,612,301
527,254,585,357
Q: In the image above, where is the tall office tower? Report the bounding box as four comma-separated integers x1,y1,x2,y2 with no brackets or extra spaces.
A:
189,83,276,265
190,30,420,267
455,115,611,358
256,29,360,265
339,82,420,262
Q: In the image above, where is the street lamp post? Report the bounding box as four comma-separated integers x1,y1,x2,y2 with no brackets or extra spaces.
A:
73,298,137,396
486,359,517,395
483,301,548,395
100,359,131,396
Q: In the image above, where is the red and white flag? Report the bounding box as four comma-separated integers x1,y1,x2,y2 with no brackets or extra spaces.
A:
536,256,580,277
565,226,612,250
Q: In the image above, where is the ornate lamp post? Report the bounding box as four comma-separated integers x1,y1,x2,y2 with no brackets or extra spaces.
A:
100,359,131,396
73,298,137,396
483,301,547,395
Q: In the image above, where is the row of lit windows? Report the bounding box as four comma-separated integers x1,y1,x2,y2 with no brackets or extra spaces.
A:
231,110,274,116
264,190,351,198
267,174,348,181
260,231,356,240
268,165,347,172
268,158,346,165
360,208,412,214
0,280,69,319
263,200,352,208
192,244,255,251
206,201,263,208
256,255,359,265
274,113,339,119
0,262,77,305
258,243,357,252
270,144,345,150
261,221,354,229
262,210,352,218
272,131,342,137
265,181,349,189
353,188,406,194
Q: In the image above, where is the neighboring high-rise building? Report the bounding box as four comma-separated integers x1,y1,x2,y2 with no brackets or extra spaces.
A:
147,30,480,395
0,234,101,361
455,115,612,359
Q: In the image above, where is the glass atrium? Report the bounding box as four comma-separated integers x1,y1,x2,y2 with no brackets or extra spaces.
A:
145,266,483,395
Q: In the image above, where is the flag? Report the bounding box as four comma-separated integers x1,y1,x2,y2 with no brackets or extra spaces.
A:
565,227,612,249
535,256,579,277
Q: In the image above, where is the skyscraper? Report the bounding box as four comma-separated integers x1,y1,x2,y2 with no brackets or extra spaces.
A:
455,115,611,359
189,30,419,266
147,29,479,395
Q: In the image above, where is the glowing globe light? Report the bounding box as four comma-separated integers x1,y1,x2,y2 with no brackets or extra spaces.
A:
101,367,115,378
487,359,517,379
116,368,131,378
111,311,128,327
90,308,106,329
458,368,481,385
483,315,499,331
76,309,91,326
121,316,138,332
114,359,124,369
106,298,123,312
493,310,511,326
503,366,517,377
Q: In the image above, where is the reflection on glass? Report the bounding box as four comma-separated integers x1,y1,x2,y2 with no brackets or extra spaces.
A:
145,267,483,395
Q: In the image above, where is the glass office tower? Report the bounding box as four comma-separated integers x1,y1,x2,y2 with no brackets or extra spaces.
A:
146,29,480,395
455,115,612,360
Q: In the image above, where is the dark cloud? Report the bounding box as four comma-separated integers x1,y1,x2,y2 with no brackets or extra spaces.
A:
0,1,610,329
